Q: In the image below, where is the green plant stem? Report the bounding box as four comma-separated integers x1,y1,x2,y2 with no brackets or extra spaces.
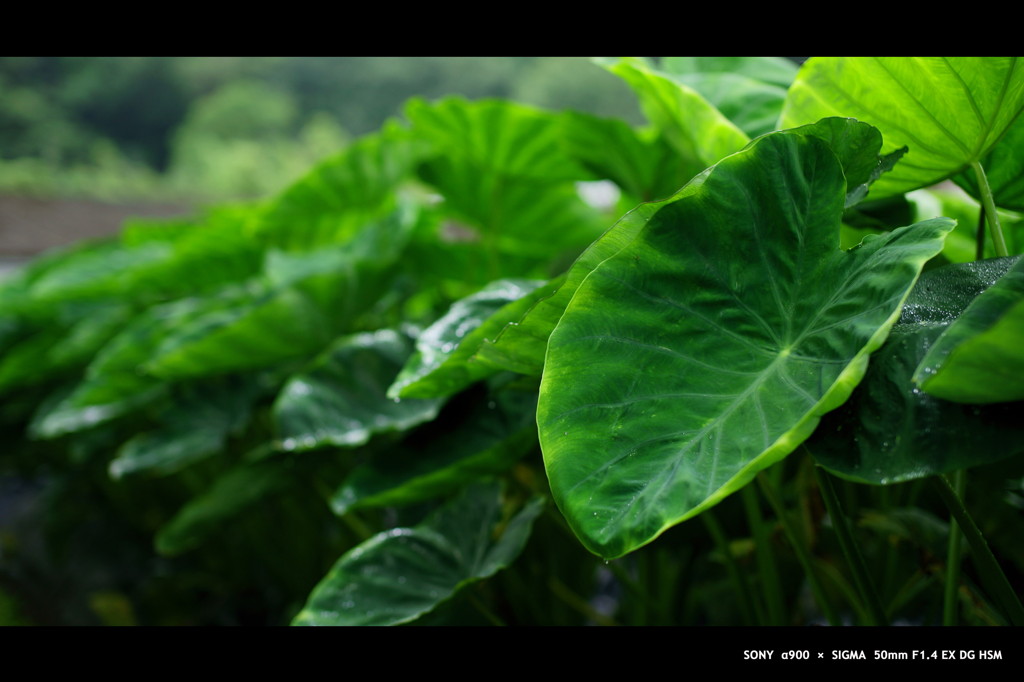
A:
976,205,986,261
742,485,786,625
814,466,887,625
943,470,966,626
757,472,841,626
931,474,1024,625
702,511,762,625
815,558,865,625
971,160,1009,257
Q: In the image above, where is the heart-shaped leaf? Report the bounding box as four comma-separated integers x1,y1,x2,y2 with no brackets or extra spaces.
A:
538,128,952,558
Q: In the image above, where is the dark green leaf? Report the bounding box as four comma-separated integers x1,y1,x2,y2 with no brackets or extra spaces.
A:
109,374,266,478
155,458,295,556
274,329,443,452
914,256,1024,402
538,130,952,558
144,209,418,381
782,117,907,207
811,257,1024,483
389,279,545,400
293,480,543,626
332,385,537,514
27,297,207,438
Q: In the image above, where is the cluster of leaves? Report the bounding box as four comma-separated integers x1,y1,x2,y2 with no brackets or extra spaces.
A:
3,57,1024,626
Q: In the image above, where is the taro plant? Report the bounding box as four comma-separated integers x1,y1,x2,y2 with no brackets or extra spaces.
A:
2,57,1024,626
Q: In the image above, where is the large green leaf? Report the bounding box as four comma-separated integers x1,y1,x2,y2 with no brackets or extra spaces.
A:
0,302,133,394
109,374,266,478
143,209,418,381
405,97,588,183
558,111,693,203
407,97,605,263
274,329,442,452
782,57,1024,197
914,255,1024,403
332,384,537,514
598,57,750,180
27,296,210,438
119,209,265,300
293,480,543,626
538,129,953,558
27,240,173,304
416,155,604,262
388,279,545,400
659,57,799,138
810,257,1024,483
250,120,425,252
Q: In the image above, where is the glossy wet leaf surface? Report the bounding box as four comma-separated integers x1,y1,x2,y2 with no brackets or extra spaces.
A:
274,329,442,452
293,480,543,626
538,129,952,558
914,255,1024,403
782,57,1024,197
810,257,1024,483
389,279,545,400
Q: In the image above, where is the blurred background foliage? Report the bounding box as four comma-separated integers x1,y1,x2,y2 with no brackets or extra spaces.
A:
0,57,645,203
